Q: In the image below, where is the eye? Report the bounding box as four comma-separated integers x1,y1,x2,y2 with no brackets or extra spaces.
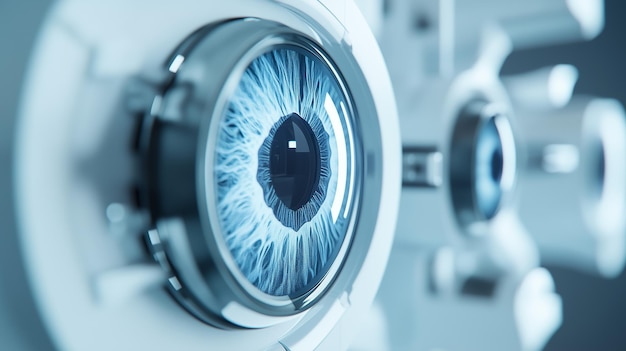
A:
474,116,505,219
450,101,515,227
214,47,358,297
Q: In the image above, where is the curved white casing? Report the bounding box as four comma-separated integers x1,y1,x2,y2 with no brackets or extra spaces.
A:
357,6,563,349
12,0,401,350
515,97,626,277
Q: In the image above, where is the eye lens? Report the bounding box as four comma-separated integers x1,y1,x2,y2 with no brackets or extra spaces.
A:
474,117,504,219
214,46,357,297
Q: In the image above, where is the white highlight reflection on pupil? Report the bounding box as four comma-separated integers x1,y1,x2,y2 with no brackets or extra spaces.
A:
267,113,321,212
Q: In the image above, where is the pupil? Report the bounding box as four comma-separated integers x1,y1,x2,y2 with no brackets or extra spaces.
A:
491,149,503,183
269,113,321,210
593,141,606,199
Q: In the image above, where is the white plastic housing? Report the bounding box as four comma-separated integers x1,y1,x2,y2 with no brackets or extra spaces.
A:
516,97,626,277
9,0,401,350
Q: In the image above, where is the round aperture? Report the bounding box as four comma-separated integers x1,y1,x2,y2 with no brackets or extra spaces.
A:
266,113,322,213
213,46,359,298
259,111,329,231
450,102,515,228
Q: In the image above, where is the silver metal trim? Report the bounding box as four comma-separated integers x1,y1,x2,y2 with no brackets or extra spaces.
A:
402,146,443,188
142,17,371,328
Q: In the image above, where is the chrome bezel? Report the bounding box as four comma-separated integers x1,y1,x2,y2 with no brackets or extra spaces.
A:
145,18,364,328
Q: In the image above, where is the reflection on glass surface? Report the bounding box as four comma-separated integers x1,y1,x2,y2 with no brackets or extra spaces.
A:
214,47,358,296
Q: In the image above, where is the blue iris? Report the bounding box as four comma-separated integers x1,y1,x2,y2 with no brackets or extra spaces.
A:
214,48,352,297
474,118,504,219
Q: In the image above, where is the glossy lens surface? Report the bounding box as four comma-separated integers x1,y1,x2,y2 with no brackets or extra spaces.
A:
260,112,328,230
268,113,321,212
474,117,504,219
214,47,358,297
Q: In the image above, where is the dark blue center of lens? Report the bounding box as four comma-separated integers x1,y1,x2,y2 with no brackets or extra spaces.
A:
474,118,504,219
490,148,503,183
269,113,321,210
257,111,330,231
592,141,606,199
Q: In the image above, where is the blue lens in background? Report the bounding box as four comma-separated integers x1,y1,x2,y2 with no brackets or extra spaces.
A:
474,117,504,220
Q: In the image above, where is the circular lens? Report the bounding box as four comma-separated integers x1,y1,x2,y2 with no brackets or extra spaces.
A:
474,117,504,219
450,101,515,229
214,46,358,297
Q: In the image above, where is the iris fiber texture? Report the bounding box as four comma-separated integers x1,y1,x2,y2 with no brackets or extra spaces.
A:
214,47,350,296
